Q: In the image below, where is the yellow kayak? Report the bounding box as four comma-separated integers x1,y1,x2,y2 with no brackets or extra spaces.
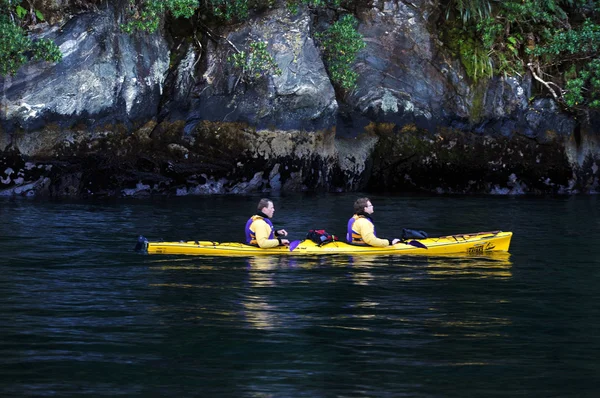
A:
136,231,512,256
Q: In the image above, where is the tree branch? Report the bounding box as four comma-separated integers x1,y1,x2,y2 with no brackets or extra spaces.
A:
196,20,240,53
528,62,563,103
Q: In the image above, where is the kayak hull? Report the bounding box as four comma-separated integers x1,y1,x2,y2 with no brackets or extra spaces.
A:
139,231,512,256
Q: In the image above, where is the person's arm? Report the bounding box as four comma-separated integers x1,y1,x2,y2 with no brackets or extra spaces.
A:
355,218,393,247
254,220,283,248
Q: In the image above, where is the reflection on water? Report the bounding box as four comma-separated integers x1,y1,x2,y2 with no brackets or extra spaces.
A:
425,253,513,279
244,256,305,331
235,252,513,332
246,255,282,272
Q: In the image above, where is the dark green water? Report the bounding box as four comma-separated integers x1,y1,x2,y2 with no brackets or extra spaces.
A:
1,194,599,397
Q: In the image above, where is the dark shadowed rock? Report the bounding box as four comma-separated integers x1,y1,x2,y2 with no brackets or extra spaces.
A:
0,120,364,197
365,123,575,195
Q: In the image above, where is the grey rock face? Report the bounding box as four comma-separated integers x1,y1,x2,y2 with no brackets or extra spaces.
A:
0,3,169,137
472,77,576,140
340,1,469,135
187,8,337,132
484,76,531,120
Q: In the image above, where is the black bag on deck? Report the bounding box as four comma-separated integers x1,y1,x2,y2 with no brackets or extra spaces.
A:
306,229,338,245
401,228,428,240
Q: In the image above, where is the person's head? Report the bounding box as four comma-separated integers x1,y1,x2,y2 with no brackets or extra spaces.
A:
354,197,373,215
257,198,275,218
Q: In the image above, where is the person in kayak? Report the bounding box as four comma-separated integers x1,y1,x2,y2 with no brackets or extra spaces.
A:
347,197,401,247
245,198,290,248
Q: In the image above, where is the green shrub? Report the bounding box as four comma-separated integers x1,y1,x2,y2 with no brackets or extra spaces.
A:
166,0,200,18
563,59,600,108
121,0,166,33
316,14,366,90
446,0,492,23
529,20,600,57
228,40,281,83
121,0,249,33
210,0,249,21
286,0,341,14
0,1,62,76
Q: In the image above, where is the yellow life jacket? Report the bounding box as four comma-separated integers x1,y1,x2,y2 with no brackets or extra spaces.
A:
348,215,371,245
245,215,275,246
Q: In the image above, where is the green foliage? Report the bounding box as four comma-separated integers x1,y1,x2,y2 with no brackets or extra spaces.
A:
563,59,600,108
563,76,586,107
121,0,252,33
121,1,166,33
446,0,492,24
499,0,560,24
210,0,249,20
228,40,281,83
121,0,208,33
0,17,30,76
0,1,62,76
444,25,494,82
459,36,494,81
286,0,341,14
441,0,600,110
32,38,62,63
15,5,27,19
316,14,366,90
477,17,502,49
166,0,199,18
530,20,600,57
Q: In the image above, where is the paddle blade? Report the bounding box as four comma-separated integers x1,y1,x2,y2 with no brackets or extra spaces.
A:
408,240,428,249
289,240,302,252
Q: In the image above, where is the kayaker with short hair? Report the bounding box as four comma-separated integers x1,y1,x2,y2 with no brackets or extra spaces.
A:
245,198,290,248
347,198,400,247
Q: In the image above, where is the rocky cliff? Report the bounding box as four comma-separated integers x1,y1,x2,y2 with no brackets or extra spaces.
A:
1,0,598,197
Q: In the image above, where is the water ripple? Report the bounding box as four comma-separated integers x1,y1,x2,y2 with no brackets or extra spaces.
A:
1,195,599,397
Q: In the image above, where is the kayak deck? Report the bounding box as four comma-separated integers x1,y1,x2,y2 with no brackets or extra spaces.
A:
137,231,512,256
